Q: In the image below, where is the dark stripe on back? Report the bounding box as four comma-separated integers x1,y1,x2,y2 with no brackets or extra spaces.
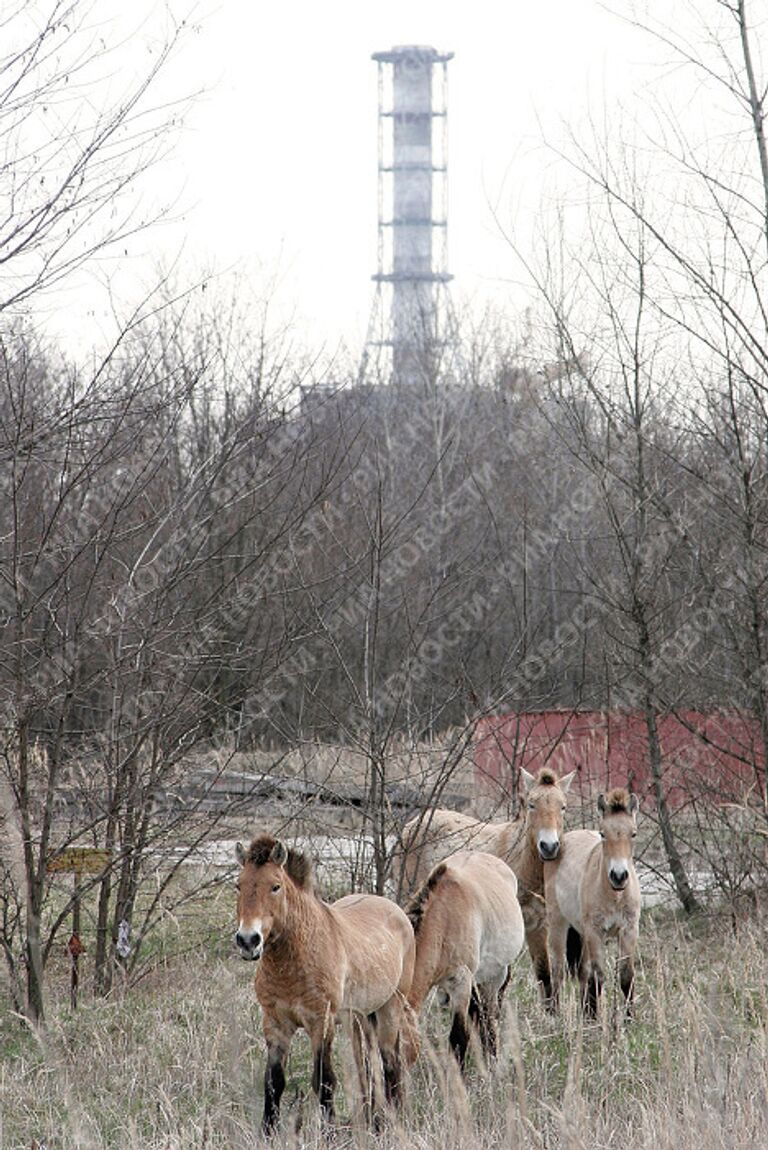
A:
406,862,448,935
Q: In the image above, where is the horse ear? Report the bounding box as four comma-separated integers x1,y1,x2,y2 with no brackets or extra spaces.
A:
628,793,639,815
597,793,607,814
559,770,577,794
235,842,247,865
270,840,288,866
520,767,535,793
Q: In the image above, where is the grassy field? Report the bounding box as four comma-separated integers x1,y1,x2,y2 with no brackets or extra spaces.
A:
1,878,767,1150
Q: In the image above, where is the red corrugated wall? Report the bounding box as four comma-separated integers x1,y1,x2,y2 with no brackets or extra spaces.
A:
474,711,765,809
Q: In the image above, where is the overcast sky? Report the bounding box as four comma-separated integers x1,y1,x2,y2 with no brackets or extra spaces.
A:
41,1,715,359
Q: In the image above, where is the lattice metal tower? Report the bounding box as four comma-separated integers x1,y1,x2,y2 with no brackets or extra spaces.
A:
362,45,455,387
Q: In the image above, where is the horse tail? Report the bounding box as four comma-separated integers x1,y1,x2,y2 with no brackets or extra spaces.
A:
405,862,448,935
398,998,421,1068
566,926,583,976
468,983,481,1024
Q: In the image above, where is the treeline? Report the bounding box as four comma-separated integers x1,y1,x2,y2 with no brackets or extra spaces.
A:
3,305,767,823
4,328,763,757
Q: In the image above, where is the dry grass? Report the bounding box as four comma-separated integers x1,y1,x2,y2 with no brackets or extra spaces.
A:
2,881,767,1150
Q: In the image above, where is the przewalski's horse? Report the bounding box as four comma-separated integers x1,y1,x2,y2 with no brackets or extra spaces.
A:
406,851,525,1070
544,788,641,1018
396,766,577,1007
235,835,419,1134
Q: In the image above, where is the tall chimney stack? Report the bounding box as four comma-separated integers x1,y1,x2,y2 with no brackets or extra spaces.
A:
367,45,453,386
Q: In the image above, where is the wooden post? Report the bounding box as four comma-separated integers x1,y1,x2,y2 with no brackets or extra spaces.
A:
69,873,82,1009
47,847,110,1011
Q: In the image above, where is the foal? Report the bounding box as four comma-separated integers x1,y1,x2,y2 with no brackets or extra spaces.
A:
545,789,641,1018
406,851,525,1070
235,835,418,1133
396,767,576,1007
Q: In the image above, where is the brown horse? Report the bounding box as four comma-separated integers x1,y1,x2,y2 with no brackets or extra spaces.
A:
406,851,525,1070
544,788,641,1018
235,835,419,1134
396,766,576,1007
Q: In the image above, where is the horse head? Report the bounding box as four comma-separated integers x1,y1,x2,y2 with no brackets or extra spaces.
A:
520,766,577,861
234,835,313,960
597,789,639,890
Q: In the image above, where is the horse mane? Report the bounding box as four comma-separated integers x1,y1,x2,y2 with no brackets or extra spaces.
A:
602,787,632,814
244,834,314,890
535,768,558,787
406,862,447,935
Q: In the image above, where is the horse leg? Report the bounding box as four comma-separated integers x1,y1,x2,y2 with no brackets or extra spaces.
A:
545,904,568,1014
446,968,473,1072
497,964,512,1013
374,995,414,1115
470,981,501,1063
309,1016,338,1126
618,926,638,1019
580,927,604,1020
566,926,584,978
262,1015,295,1136
350,1013,376,1127
524,912,553,1010
467,984,483,1050
448,1011,471,1071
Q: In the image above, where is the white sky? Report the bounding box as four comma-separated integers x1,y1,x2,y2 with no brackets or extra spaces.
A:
35,0,717,361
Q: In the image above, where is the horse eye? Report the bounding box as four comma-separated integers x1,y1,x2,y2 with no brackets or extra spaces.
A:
271,883,282,893
528,802,536,811
632,831,637,838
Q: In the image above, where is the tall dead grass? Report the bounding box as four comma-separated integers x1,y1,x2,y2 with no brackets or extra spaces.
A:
1,886,766,1149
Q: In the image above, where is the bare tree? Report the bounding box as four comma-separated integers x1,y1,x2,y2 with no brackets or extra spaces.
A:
0,0,196,315
0,286,343,1018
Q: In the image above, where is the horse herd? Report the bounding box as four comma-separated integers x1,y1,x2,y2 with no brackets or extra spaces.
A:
233,767,642,1134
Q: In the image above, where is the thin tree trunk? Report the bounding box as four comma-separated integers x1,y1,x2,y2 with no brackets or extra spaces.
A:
17,722,46,1020
644,693,700,914
737,0,768,259
93,805,118,996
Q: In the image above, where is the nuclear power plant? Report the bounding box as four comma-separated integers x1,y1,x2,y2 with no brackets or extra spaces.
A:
363,45,455,387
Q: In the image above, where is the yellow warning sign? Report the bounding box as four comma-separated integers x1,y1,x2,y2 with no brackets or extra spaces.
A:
47,848,111,875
